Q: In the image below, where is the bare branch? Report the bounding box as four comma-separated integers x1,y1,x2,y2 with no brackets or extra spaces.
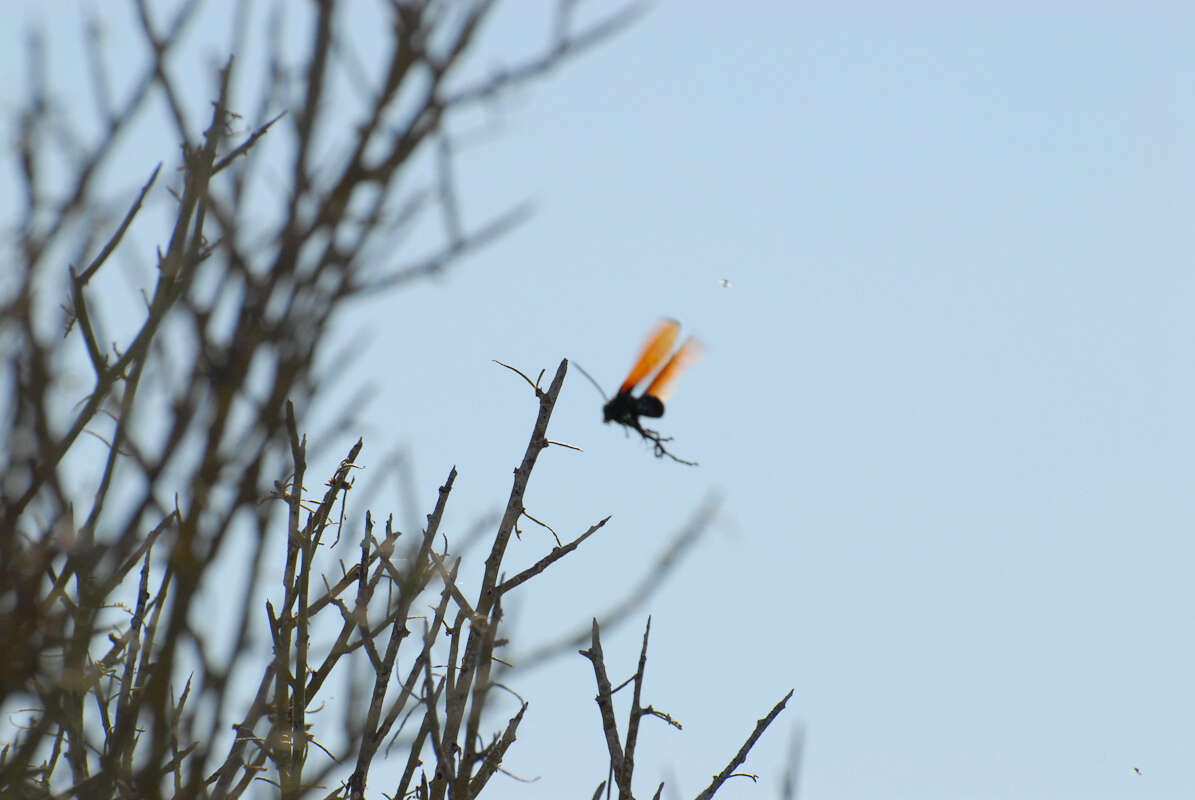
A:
497,516,610,596
694,690,795,800
76,163,162,285
213,111,287,174
580,620,628,797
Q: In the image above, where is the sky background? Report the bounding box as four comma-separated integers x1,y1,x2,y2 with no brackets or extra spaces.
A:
4,1,1194,798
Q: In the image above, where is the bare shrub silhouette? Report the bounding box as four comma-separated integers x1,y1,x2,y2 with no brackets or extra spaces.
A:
0,3,789,798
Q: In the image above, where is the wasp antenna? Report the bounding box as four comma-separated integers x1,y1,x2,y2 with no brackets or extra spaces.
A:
571,361,609,401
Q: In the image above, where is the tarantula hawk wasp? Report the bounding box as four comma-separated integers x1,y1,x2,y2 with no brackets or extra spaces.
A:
574,319,704,465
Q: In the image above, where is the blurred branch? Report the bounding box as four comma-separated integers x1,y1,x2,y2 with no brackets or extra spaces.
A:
512,495,720,671
779,723,806,800
74,163,161,286
444,2,646,108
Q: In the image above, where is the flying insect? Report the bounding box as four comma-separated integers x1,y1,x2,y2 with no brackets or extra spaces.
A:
575,319,702,464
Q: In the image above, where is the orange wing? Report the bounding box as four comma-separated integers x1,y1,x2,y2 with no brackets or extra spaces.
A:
619,319,680,394
644,336,703,402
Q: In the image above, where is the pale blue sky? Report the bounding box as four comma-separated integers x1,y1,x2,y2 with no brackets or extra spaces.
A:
5,1,1194,798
